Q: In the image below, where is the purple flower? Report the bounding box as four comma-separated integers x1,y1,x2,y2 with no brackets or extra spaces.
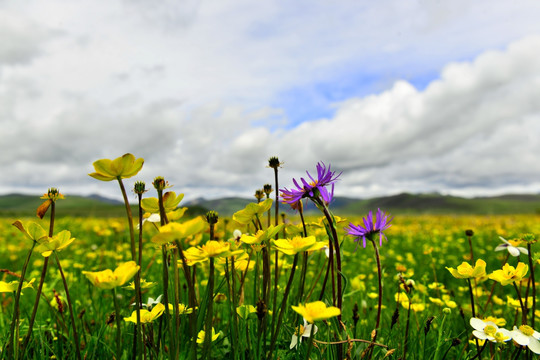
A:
345,209,393,248
280,162,341,206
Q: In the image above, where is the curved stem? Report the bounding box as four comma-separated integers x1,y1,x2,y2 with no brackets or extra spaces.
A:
368,238,383,360
113,288,122,360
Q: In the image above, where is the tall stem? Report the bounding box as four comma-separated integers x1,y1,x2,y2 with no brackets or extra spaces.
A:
54,252,82,360
117,178,142,358
468,278,481,358
267,254,298,360
202,258,215,360
320,202,342,317
113,288,123,360
527,243,536,328
368,238,383,360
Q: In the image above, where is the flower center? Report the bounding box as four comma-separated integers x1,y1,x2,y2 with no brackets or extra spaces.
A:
519,325,534,336
295,325,305,336
484,325,497,336
493,331,509,342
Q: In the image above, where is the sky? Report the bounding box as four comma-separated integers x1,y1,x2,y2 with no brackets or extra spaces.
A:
1,1,540,202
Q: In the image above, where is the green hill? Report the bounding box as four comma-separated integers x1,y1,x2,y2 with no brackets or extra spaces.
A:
1,192,539,218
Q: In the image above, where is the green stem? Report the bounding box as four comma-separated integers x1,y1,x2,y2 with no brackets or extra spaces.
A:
54,252,82,360
267,254,299,360
367,237,383,360
304,321,317,360
527,243,536,328
203,258,215,360
468,278,481,358
117,178,142,359
113,288,123,360
513,281,527,324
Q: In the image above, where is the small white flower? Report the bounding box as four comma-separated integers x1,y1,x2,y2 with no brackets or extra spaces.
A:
494,236,528,257
290,318,318,349
132,294,163,310
511,325,540,354
233,229,242,240
470,317,512,343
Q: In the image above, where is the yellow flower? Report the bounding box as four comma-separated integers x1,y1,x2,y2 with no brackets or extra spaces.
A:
168,303,194,315
488,262,528,286
36,230,75,257
271,236,326,255
291,301,341,323
124,279,157,290
124,303,165,324
183,241,242,265
239,224,284,245
0,279,35,294
196,328,220,344
151,217,206,245
82,261,140,290
37,188,65,219
236,305,257,319
142,191,185,214
89,153,144,181
446,259,486,279
12,221,48,243
232,199,273,224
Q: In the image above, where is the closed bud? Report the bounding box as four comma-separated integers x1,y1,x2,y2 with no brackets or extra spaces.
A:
465,229,474,237
205,210,219,225
268,156,282,169
134,181,146,195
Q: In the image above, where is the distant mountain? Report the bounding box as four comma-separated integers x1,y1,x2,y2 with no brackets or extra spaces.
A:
1,192,539,218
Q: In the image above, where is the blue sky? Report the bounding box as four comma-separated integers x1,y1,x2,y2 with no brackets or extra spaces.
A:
1,1,540,201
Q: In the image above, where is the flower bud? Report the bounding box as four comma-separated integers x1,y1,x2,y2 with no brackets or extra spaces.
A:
205,211,219,225
268,156,282,169
134,181,146,195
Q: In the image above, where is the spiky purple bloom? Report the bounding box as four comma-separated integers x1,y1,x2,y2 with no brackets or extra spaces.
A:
280,162,341,206
345,209,393,248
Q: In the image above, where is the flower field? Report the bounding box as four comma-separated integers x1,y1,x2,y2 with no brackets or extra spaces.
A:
0,154,539,359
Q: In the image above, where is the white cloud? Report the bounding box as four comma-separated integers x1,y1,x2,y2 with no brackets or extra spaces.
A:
1,2,540,201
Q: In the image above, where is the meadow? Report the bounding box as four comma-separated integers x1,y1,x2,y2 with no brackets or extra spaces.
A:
0,154,539,359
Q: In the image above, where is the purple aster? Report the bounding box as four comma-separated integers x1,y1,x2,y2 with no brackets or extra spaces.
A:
345,209,393,248
280,162,341,206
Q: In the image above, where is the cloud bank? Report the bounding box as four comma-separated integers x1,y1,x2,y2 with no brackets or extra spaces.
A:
1,2,540,200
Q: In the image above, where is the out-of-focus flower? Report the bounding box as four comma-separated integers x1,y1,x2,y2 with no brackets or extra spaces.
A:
239,224,284,245
280,162,340,206
495,236,528,257
124,303,165,324
36,230,75,257
488,262,528,286
196,328,219,344
446,259,486,279
345,209,393,248
142,191,184,214
89,153,144,181
290,318,318,349
0,279,35,294
236,305,257,319
168,303,194,315
132,295,162,309
124,279,156,290
470,317,512,343
82,261,140,290
291,301,340,323
151,217,206,245
12,221,48,243
232,199,273,224
271,236,326,255
511,325,540,354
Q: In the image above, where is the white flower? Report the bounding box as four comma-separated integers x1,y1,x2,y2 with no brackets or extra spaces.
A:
137,213,161,229
132,294,163,310
511,325,540,354
494,236,528,257
290,319,318,349
470,317,512,343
